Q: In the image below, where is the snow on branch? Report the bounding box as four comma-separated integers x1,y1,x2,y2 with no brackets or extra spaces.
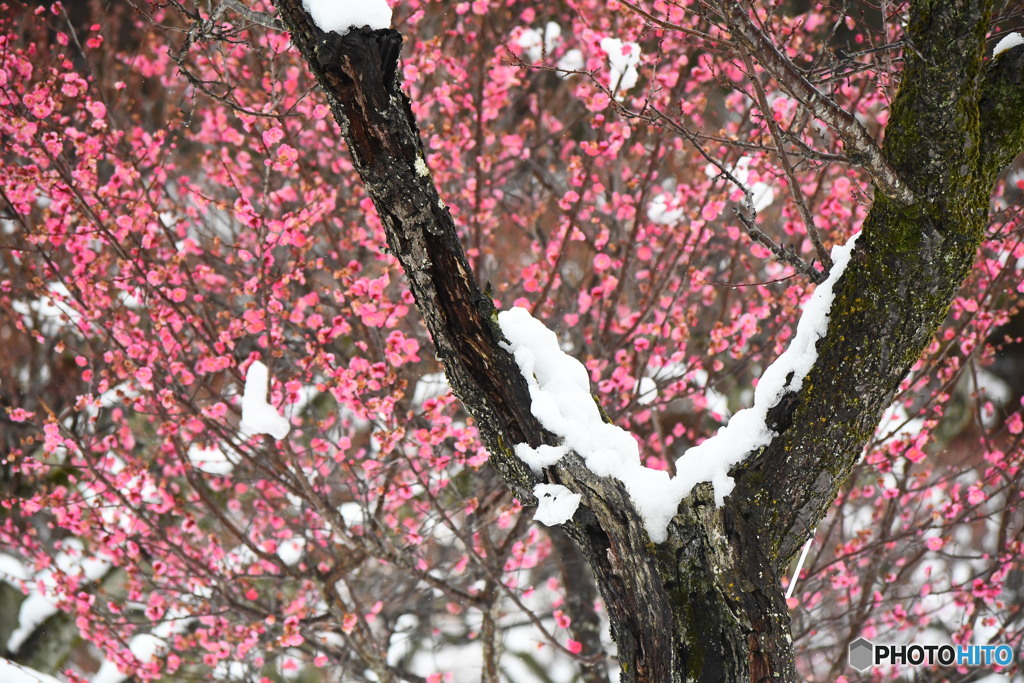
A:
993,32,1024,57
302,0,391,34
501,233,860,542
533,484,582,526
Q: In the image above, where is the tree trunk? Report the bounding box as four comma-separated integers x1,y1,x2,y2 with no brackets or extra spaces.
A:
270,1,1024,679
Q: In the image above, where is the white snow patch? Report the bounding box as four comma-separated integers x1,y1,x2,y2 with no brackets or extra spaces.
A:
92,636,163,683
974,368,1012,406
240,361,291,440
532,484,581,526
11,282,81,332
636,377,658,405
0,555,29,584
994,32,1024,57
686,368,731,422
129,633,167,663
90,655,124,683
600,37,641,96
411,372,450,407
647,193,685,225
187,444,236,475
302,0,391,34
338,502,366,528
878,401,925,441
517,22,561,62
92,612,194,683
278,537,305,566
221,544,258,573
0,658,61,683
386,614,421,669
515,443,569,474
7,541,111,653
557,48,584,73
671,232,859,505
501,233,860,542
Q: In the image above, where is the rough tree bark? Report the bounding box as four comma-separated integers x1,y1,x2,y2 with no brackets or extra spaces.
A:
269,1,1024,680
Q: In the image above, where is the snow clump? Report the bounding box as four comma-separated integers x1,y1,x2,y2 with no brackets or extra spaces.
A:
303,0,391,34
533,484,582,526
994,32,1024,57
240,361,291,440
500,233,861,542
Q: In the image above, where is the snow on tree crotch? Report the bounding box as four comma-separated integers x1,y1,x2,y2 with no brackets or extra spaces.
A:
498,233,859,543
532,484,582,526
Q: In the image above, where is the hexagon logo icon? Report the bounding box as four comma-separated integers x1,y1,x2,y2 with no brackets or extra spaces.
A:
849,637,874,671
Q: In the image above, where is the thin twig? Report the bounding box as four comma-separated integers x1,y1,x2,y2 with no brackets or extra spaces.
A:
740,51,833,269
643,107,826,282
618,0,720,43
710,273,798,288
713,0,915,205
172,10,292,119
734,208,827,283
222,0,286,31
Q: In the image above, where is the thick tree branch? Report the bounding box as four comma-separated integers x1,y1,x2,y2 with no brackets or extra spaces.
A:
269,3,802,679
714,0,917,206
730,0,996,568
266,4,700,679
269,5,543,499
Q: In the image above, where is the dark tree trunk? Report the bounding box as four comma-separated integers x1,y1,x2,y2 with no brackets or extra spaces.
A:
270,0,1024,679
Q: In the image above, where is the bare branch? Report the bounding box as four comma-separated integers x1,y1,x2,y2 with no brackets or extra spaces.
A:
618,0,719,43
533,48,829,282
643,105,827,282
740,51,833,270
733,208,828,283
221,0,285,31
712,0,915,205
171,7,291,119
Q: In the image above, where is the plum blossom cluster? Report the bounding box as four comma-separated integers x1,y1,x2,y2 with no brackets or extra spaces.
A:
0,0,1021,681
